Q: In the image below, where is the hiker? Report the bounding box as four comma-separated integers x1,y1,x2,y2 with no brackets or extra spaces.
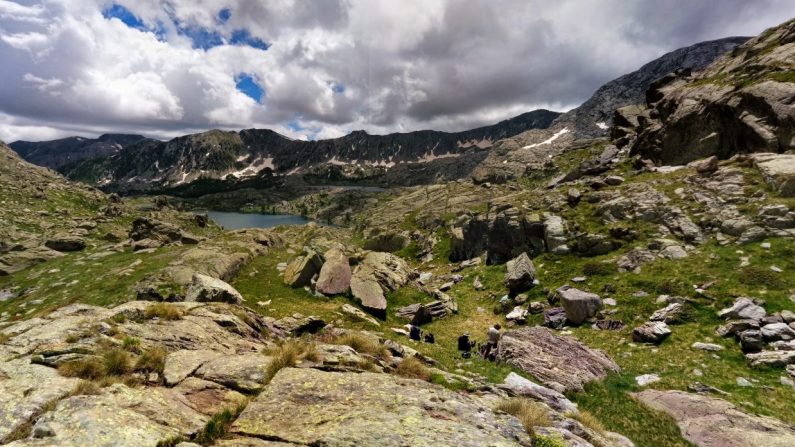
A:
457,333,474,357
483,323,501,360
424,332,435,344
409,324,422,341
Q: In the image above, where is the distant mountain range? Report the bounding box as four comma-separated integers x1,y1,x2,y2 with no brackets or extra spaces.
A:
9,36,750,193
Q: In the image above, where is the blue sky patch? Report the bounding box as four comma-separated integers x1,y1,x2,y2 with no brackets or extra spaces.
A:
236,74,264,103
330,82,346,94
102,4,147,31
230,29,270,50
218,8,232,23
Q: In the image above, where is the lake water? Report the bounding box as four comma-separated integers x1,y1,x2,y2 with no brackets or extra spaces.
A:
206,211,312,229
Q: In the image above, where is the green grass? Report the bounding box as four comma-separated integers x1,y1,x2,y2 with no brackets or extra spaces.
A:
194,404,247,446
570,375,695,447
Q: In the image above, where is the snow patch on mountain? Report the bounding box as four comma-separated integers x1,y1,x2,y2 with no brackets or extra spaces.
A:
522,128,570,149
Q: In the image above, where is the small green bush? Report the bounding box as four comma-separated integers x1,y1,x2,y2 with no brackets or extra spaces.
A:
582,262,615,276
739,266,783,287
534,435,566,447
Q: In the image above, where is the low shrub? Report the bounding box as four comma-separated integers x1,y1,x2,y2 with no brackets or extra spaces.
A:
135,347,167,374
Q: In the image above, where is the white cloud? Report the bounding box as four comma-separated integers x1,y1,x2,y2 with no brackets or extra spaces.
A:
0,0,794,143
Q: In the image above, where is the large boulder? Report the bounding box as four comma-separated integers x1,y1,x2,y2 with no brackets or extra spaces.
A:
503,252,537,294
557,285,602,325
231,368,532,446
185,273,243,304
633,389,795,447
363,231,409,252
543,214,569,254
718,297,766,321
350,252,411,315
283,250,323,288
44,234,86,252
129,217,199,247
499,372,578,414
315,248,352,295
495,326,620,392
632,322,672,344
746,350,795,367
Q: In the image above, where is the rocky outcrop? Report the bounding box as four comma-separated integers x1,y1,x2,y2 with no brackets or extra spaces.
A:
496,326,620,392
628,19,795,165
633,389,795,447
231,368,533,447
129,217,200,250
450,206,545,264
185,273,244,304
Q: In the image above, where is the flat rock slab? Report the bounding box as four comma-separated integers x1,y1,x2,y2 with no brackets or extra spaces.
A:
0,359,80,442
496,326,619,392
633,389,795,447
195,353,272,393
232,368,532,447
7,383,207,447
163,349,223,386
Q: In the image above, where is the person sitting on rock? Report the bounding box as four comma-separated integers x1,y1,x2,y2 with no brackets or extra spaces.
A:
457,333,473,357
409,324,422,341
483,324,501,360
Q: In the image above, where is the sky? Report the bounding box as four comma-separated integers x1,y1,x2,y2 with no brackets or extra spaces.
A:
1,0,794,143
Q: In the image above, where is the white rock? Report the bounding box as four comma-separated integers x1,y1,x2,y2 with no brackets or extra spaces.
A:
692,342,724,352
736,377,753,387
636,374,661,386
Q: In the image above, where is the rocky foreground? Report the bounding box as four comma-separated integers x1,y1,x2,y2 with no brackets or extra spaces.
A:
1,16,795,447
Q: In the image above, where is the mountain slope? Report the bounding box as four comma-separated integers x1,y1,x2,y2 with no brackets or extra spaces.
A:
625,19,795,164
61,109,560,192
556,36,750,138
10,133,148,171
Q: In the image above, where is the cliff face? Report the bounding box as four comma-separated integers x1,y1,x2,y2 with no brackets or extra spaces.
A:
626,20,794,164
555,36,750,139
10,134,148,171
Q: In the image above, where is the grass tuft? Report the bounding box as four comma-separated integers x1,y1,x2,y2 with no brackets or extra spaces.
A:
394,356,431,380
568,409,606,436
102,349,132,376
739,266,783,287
262,339,318,385
194,404,247,446
58,356,106,380
144,303,183,320
496,398,551,436
135,347,167,374
331,332,391,360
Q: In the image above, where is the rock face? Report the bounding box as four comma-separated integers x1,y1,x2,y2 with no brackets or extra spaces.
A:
185,273,244,304
557,285,602,325
450,206,545,264
128,217,199,250
553,36,748,139
628,19,795,165
231,368,532,447
315,248,352,295
633,389,795,447
283,250,323,288
503,252,537,294
496,326,620,392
